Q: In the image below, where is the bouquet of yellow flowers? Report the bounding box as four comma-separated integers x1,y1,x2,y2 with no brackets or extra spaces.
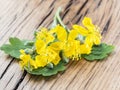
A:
0,8,114,76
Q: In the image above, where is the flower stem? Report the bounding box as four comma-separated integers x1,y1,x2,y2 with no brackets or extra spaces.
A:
51,7,70,32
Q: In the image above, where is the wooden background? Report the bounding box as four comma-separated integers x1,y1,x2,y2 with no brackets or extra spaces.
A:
0,0,120,90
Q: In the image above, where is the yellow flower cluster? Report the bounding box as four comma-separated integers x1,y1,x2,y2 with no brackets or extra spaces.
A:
20,17,101,69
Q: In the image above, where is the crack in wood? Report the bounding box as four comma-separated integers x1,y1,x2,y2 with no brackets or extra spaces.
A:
20,75,32,90
48,61,75,90
72,0,88,21
98,13,105,26
0,59,14,79
83,72,95,89
75,8,88,24
102,17,111,35
75,14,83,24
61,0,74,19
82,61,110,89
76,8,88,24
36,7,54,29
84,9,89,16
49,0,56,8
82,65,103,90
21,0,31,14
13,71,27,90
98,0,102,6
46,0,74,28
94,0,102,9
65,62,88,89
7,15,17,27
112,31,120,44
5,74,15,89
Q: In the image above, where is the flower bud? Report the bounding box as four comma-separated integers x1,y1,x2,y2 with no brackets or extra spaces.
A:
25,48,34,54
47,63,54,69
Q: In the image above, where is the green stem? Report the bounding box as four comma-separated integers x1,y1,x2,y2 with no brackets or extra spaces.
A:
55,7,66,29
51,7,70,32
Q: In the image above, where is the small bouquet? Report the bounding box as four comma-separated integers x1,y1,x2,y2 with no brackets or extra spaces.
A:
0,8,114,76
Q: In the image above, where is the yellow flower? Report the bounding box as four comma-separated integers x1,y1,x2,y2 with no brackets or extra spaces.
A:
36,28,54,44
35,46,60,66
35,28,55,54
19,50,36,68
79,44,92,54
29,59,37,69
51,25,68,41
64,40,81,59
34,27,61,68
49,42,62,52
53,25,85,59
73,17,102,47
35,39,46,54
20,47,61,69
20,17,101,69
35,55,48,67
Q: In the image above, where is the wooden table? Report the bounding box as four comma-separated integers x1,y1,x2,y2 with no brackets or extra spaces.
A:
0,0,120,90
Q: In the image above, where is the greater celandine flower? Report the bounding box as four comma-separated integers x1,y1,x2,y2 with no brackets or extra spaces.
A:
0,7,114,76
73,17,102,47
19,17,102,69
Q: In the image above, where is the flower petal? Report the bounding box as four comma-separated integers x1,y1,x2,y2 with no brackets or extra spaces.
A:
73,25,88,36
68,30,79,40
82,17,94,29
54,25,67,41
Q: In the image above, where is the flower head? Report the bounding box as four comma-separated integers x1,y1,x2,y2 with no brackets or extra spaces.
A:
19,50,36,68
52,25,90,60
34,28,61,68
73,17,102,47
19,17,102,69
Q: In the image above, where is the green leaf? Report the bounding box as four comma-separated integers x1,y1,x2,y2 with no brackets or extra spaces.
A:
82,43,114,61
0,37,33,59
24,61,66,76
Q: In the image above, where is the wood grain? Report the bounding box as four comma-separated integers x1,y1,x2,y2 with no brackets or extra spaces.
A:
0,0,120,90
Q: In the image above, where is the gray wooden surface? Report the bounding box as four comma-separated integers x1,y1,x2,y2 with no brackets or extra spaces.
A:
0,0,120,90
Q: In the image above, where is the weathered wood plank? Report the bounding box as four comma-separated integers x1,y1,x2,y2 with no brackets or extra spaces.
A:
0,0,120,90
